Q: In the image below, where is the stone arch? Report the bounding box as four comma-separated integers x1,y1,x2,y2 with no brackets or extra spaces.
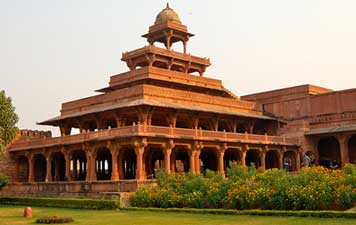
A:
119,148,136,179
71,150,87,181
96,148,112,180
318,136,341,168
245,149,261,168
348,135,356,164
224,148,241,170
266,150,279,169
283,151,297,172
33,154,47,182
17,156,29,182
172,147,190,173
51,152,66,181
200,148,218,172
144,146,165,179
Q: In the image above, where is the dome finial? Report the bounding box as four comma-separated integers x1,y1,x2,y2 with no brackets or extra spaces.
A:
154,3,181,24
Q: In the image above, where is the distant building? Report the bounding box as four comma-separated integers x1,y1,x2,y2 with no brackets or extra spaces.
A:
1,4,355,198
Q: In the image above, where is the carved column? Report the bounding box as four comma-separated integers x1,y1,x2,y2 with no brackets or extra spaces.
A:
278,149,284,169
217,144,226,177
162,140,174,174
337,135,349,167
295,149,301,172
85,146,97,182
195,149,201,174
241,145,248,166
133,138,147,180
188,150,196,174
108,141,120,181
45,152,52,182
260,149,266,170
64,151,71,181
27,153,34,182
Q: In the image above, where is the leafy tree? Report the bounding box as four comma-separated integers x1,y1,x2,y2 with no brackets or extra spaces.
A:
0,90,18,152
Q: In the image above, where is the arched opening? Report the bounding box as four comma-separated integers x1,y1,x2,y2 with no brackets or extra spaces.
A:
17,156,29,182
199,117,213,130
348,135,356,164
150,110,169,127
224,149,241,170
152,61,168,69
70,150,87,181
144,147,165,179
253,121,267,135
96,148,112,180
172,148,190,173
283,151,297,172
218,119,232,132
200,148,218,173
103,118,117,129
176,113,194,129
34,154,47,182
171,64,185,73
122,110,139,127
120,148,136,179
266,150,279,169
318,137,341,168
245,149,261,168
51,152,66,181
236,124,247,133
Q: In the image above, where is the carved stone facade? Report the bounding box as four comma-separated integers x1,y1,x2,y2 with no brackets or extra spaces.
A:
1,4,354,198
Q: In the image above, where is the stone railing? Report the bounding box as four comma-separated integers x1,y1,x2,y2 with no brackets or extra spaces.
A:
8,124,299,151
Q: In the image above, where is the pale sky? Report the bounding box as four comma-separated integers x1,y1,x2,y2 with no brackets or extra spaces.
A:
1,0,356,136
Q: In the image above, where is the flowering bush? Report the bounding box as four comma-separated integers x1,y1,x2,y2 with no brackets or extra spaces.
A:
131,164,356,210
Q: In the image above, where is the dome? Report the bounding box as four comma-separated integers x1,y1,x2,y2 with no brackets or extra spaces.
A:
155,3,181,24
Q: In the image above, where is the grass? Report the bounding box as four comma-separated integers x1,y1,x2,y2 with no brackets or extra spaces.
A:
1,205,356,225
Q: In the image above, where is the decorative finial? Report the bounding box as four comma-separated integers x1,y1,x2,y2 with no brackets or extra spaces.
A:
166,2,171,9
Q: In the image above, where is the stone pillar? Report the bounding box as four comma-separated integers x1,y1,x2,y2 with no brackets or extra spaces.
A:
338,135,349,167
295,150,301,172
45,154,51,182
278,150,284,169
110,143,120,181
195,150,201,174
188,150,196,174
217,148,225,177
86,148,97,182
133,138,147,180
162,140,174,174
73,158,78,179
260,150,266,170
64,152,71,181
28,154,34,182
241,145,247,166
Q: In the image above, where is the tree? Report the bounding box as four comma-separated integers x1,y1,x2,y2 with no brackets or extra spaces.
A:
0,90,18,153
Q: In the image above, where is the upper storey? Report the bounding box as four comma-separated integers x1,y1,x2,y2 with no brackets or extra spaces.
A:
121,3,211,76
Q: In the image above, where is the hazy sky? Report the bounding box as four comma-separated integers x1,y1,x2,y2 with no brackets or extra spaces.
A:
1,0,356,136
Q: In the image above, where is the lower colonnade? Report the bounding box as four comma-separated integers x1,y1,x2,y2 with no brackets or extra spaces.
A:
13,138,300,183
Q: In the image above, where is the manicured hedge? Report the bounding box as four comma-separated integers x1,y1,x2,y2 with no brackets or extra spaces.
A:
123,207,356,218
0,196,119,210
130,164,356,210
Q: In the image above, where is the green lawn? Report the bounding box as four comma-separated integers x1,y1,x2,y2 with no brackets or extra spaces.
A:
0,205,355,225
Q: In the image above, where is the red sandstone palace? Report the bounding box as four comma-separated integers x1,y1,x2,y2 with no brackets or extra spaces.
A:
1,4,355,198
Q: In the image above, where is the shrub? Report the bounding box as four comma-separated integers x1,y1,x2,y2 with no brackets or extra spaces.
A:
0,197,119,210
0,174,8,191
36,216,74,224
131,164,356,210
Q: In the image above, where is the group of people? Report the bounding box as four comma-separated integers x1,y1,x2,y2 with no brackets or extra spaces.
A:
303,152,339,169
